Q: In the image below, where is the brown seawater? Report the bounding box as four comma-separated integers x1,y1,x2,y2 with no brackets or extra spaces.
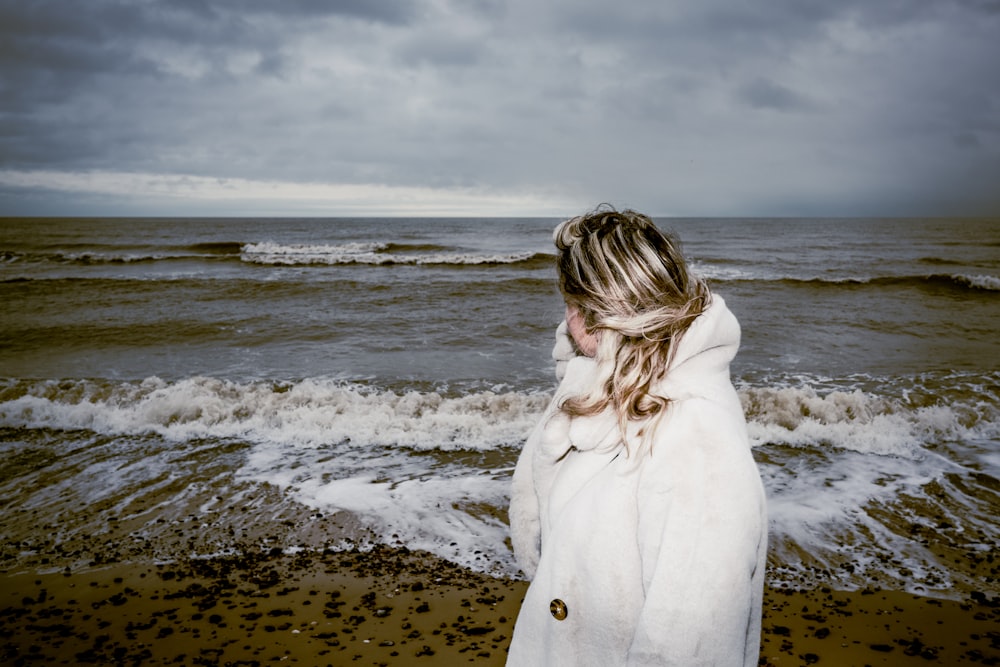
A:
1,217,998,599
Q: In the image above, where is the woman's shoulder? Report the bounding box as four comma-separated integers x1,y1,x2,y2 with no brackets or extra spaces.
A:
659,391,747,444
638,394,757,486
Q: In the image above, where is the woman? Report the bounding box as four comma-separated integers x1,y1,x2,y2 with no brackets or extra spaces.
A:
508,207,767,666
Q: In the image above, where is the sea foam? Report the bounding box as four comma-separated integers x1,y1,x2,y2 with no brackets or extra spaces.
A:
0,377,548,450
2,373,996,589
2,375,996,454
741,380,998,457
240,241,539,266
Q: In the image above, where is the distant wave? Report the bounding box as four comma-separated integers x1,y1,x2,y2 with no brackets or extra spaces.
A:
1,241,552,268
240,241,554,267
949,273,1000,291
919,256,964,266
0,243,245,266
840,273,1000,292
187,241,245,255
6,251,178,265
2,374,996,455
785,273,1000,292
61,252,187,264
703,270,1000,292
383,242,452,253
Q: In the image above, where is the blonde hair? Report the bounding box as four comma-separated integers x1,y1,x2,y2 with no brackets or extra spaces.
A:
555,205,710,454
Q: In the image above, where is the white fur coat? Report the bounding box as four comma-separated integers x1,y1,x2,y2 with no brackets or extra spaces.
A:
508,295,767,666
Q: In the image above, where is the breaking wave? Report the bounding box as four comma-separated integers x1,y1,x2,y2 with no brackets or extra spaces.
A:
240,241,552,267
698,268,1000,292
2,372,997,589
2,373,996,456
0,377,548,450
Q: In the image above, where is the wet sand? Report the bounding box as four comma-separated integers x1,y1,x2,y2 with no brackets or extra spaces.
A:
1,546,997,666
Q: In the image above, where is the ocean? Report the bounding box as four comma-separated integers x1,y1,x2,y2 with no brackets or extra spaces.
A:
1,217,997,600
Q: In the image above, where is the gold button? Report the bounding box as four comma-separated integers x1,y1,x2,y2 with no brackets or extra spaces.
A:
549,598,568,620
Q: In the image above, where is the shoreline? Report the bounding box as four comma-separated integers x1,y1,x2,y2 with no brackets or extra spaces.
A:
2,547,997,666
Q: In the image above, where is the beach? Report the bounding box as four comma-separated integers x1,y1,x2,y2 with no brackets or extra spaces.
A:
2,547,998,666
2,217,998,664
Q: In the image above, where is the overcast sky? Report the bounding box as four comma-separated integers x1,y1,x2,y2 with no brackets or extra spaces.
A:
1,0,998,217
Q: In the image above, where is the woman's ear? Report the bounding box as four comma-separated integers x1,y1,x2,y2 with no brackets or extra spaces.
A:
565,304,598,357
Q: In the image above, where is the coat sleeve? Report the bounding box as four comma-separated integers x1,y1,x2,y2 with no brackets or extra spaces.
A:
626,400,767,667
510,321,575,580
509,416,542,579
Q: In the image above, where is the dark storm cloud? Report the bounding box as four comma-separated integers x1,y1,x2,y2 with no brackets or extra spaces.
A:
0,3,159,87
0,0,417,85
738,78,814,112
0,0,998,215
